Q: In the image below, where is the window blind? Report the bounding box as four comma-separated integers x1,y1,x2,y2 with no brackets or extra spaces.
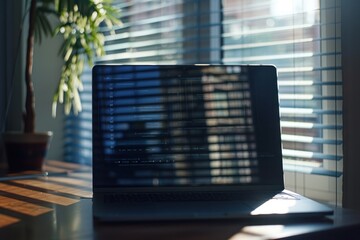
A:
222,0,342,178
65,0,342,183
64,67,93,165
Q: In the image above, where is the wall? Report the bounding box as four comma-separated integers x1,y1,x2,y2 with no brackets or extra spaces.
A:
1,0,24,166
0,0,7,167
342,0,360,211
285,172,342,205
32,32,65,161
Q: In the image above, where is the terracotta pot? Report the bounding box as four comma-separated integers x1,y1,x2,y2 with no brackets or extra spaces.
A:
2,132,53,172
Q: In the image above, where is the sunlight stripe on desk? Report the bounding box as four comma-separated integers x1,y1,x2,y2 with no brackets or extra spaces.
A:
12,180,93,198
46,160,91,171
0,183,79,206
0,214,20,228
0,196,52,216
68,172,92,180
43,165,72,173
41,177,92,188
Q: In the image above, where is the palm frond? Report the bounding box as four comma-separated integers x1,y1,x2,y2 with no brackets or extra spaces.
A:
36,12,52,39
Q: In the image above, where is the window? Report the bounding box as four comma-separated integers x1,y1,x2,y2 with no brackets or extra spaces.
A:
65,0,342,204
222,0,342,204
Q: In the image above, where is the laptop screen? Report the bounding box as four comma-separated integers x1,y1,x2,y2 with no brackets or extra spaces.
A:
92,65,283,188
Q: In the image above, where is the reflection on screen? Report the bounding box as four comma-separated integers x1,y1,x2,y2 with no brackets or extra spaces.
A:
93,66,261,187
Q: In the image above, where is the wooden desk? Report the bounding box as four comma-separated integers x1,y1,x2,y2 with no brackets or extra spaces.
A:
0,160,360,240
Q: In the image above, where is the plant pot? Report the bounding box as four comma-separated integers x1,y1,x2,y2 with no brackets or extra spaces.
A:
2,132,53,173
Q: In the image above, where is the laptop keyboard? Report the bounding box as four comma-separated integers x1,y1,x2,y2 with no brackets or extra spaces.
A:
104,192,240,203
103,191,290,203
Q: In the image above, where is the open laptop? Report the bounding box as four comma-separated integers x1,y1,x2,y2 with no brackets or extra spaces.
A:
92,64,333,221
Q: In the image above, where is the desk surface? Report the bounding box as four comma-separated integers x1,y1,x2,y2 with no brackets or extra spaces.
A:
0,160,360,240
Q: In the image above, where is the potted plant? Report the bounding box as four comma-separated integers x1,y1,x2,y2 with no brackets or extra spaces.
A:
3,0,119,172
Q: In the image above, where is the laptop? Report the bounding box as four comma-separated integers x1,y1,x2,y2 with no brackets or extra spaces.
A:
92,64,333,221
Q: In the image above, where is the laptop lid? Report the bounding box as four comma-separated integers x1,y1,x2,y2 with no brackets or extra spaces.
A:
92,65,284,192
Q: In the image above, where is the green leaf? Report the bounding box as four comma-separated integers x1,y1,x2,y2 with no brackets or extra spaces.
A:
50,0,122,116
34,16,43,44
37,12,51,38
36,6,58,16
58,33,75,57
